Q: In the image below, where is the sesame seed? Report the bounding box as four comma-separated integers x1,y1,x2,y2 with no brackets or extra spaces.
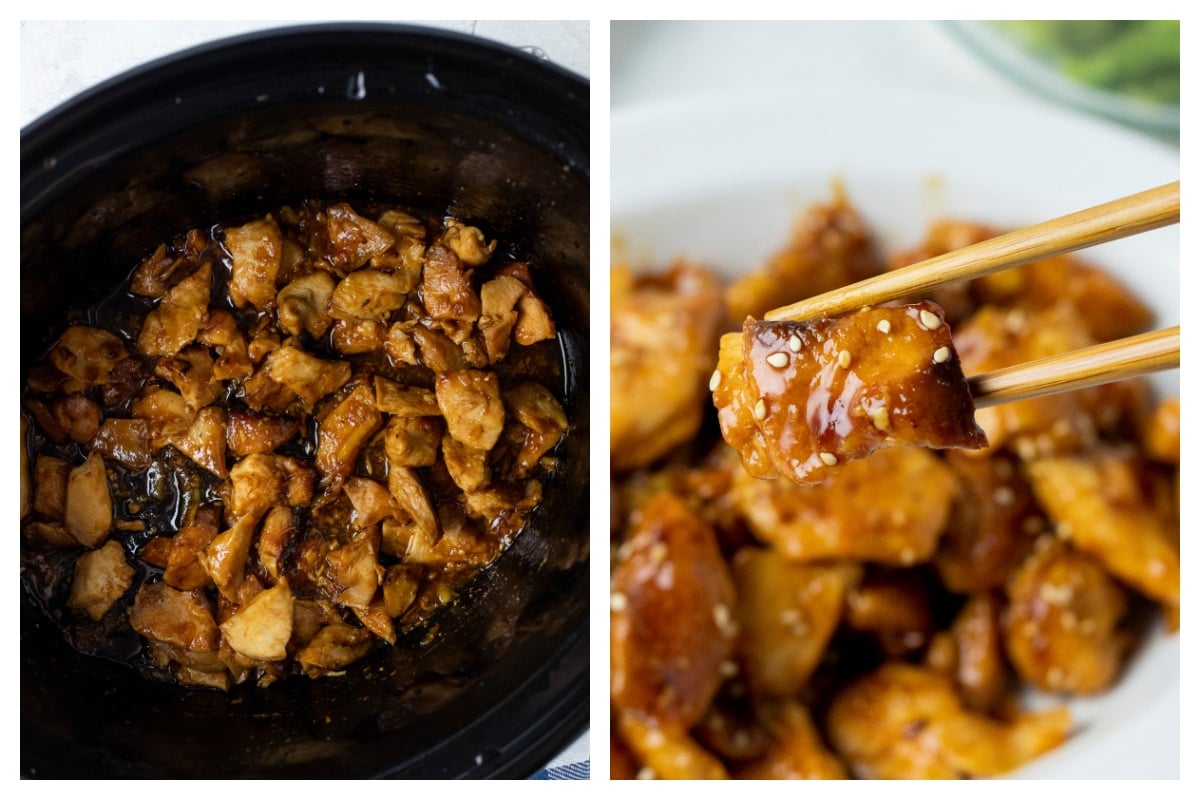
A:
610,592,628,612
1061,610,1079,630
899,548,917,565
1015,437,1038,461
1056,521,1074,540
1005,308,1026,334
819,451,839,466
713,603,737,637
1148,559,1165,577
766,351,790,368
902,632,924,649
636,767,657,780
1052,419,1072,438
837,349,852,369
1040,583,1074,605
993,486,1015,506
876,319,892,334
649,542,669,564
1046,667,1065,689
645,728,665,748
709,369,722,391
788,334,803,352
779,608,801,626
754,399,767,420
732,730,751,749
919,309,942,330
867,404,890,431
932,346,951,364
719,660,739,678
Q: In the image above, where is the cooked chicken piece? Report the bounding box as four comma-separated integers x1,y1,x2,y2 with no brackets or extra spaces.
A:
33,454,70,519
220,578,294,661
330,319,387,354
326,536,383,611
726,195,882,321
514,289,557,346
844,573,935,657
66,539,135,620
422,244,481,322
1142,396,1180,464
50,325,129,390
54,394,101,443
478,275,526,361
386,466,439,549
442,434,491,493
1025,449,1179,605
64,451,112,547
733,549,858,697
89,418,153,470
1004,537,1128,694
131,388,195,448
435,370,505,450
315,384,382,482
330,269,410,321
384,416,442,468
714,303,985,484
933,451,1043,593
828,663,1070,779
173,406,228,478
291,598,339,649
130,582,221,653
503,382,568,474
319,202,395,273
955,303,1099,456
734,703,848,780
256,505,297,582
163,506,221,590
140,537,173,568
277,456,316,507
225,408,300,456
412,324,470,372
887,220,985,325
728,446,957,565
247,327,282,364
276,271,336,338
239,361,298,413
225,217,283,310
373,376,439,417
946,594,1007,713
295,623,374,678
24,520,81,549
129,234,205,299
382,564,420,618
264,344,351,408
352,596,396,645
343,477,395,529
136,262,212,357
227,453,285,521
611,262,724,471
199,513,259,601
383,320,421,366
462,479,542,526
611,493,736,728
441,219,495,266
154,344,222,410
617,712,729,780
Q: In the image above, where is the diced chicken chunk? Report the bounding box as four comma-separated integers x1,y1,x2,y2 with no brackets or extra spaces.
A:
225,408,300,457
330,319,387,354
435,370,505,451
228,453,285,521
136,262,212,357
442,435,490,493
478,275,526,361
319,202,395,273
256,505,297,581
50,326,128,389
344,477,396,529
199,513,259,601
315,384,382,482
264,345,351,407
163,506,221,591
374,376,439,417
616,712,729,780
276,271,336,338
714,303,985,484
326,537,383,611
828,663,1070,779
130,582,221,653
734,703,849,780
54,394,101,443
384,416,442,468
154,345,222,410
67,540,135,620
611,262,724,470
220,579,294,661
330,269,410,320
611,493,736,728
225,217,283,310
33,454,70,519
441,219,495,266
173,406,228,478
64,451,112,547
295,623,374,677
422,244,481,322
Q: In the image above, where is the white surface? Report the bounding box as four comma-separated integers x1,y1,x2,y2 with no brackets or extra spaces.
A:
20,20,589,128
612,21,1180,780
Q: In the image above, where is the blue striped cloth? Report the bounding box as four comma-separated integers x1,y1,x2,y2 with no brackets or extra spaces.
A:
529,731,589,779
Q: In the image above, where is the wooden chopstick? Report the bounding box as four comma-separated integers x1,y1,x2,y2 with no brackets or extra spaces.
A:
764,181,1180,323
969,326,1180,409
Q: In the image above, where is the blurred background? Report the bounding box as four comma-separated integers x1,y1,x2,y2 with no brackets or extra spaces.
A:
612,21,1178,144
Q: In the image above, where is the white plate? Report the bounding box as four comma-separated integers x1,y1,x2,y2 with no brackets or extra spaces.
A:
611,88,1179,779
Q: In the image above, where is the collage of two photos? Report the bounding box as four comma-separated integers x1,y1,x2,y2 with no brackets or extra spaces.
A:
20,20,1180,780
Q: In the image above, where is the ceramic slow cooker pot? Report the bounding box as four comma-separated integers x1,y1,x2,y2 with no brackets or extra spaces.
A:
21,23,589,778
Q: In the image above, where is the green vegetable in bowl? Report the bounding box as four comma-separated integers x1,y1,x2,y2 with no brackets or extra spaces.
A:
993,20,1179,105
